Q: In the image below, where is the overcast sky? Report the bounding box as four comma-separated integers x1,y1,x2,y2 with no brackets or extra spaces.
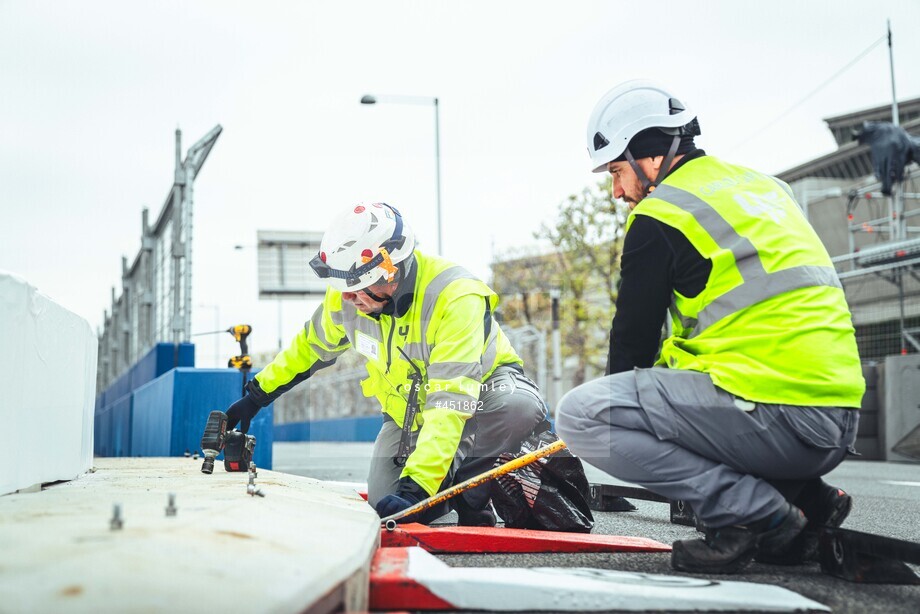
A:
2,0,919,365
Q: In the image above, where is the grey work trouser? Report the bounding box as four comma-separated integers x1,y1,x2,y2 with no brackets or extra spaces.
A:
367,365,547,522
555,367,859,528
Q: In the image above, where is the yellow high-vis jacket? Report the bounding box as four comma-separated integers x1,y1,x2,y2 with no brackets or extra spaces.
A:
250,251,523,495
628,155,865,407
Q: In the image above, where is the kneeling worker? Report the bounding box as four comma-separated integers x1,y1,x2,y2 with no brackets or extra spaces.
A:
223,202,546,526
557,80,864,573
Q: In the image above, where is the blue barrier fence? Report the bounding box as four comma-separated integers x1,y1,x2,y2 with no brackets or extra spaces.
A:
93,343,273,469
132,368,272,469
94,343,195,414
274,415,383,442
272,415,556,444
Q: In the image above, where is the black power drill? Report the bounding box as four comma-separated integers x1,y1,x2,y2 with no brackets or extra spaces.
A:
200,410,228,474
200,410,256,473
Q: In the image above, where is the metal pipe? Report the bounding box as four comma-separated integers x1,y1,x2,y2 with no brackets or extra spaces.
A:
381,439,567,530
837,255,920,279
888,19,899,127
550,290,562,416
898,267,906,354
361,93,443,255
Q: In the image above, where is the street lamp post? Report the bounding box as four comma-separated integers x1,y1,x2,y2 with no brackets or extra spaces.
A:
360,94,443,255
235,243,284,352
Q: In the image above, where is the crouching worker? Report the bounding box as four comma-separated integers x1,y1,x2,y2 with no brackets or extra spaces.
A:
557,80,864,574
221,202,546,526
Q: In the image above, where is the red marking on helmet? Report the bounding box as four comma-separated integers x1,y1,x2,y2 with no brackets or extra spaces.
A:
320,252,327,262
361,249,373,259
354,206,365,213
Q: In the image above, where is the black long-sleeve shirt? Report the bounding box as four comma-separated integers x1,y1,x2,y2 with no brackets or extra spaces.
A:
606,149,712,375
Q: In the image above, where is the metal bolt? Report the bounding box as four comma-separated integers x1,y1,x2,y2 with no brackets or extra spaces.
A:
245,461,264,497
183,449,190,458
110,504,123,530
166,493,177,517
192,452,199,460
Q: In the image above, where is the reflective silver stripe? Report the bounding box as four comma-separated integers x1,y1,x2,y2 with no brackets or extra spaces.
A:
652,184,840,337
401,342,428,362
330,303,348,326
310,342,344,363
302,314,346,362
650,184,766,280
331,301,356,337
428,361,481,381
693,265,842,336
307,309,334,349
426,391,478,414
480,330,497,374
353,315,381,340
420,266,477,337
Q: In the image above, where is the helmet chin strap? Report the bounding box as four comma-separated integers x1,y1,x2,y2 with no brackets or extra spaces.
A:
361,260,410,305
623,135,682,196
362,286,391,304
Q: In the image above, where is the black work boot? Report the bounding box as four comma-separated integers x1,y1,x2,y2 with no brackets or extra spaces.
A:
454,497,497,527
672,503,807,574
814,484,852,528
756,482,852,565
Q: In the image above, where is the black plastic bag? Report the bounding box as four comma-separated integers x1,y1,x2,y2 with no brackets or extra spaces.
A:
490,422,594,532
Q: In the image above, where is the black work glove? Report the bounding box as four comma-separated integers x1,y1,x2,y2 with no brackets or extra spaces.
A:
374,476,428,521
226,395,261,434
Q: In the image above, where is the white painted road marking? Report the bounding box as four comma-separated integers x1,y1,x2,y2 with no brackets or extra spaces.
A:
404,547,830,612
881,480,920,487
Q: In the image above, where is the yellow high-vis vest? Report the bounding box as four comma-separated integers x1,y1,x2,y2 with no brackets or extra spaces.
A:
627,155,865,408
255,250,523,495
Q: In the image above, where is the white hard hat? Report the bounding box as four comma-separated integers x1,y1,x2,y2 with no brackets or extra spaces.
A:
309,203,415,291
587,79,699,173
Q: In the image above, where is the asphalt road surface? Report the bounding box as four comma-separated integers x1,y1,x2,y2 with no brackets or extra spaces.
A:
275,442,920,613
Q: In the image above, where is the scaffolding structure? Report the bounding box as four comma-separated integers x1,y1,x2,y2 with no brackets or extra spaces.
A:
831,166,920,356
96,126,222,390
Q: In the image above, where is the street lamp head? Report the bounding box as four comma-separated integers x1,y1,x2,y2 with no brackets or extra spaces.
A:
360,95,377,105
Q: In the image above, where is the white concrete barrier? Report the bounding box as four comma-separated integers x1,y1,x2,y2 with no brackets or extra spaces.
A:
2,271,96,495
0,458,379,612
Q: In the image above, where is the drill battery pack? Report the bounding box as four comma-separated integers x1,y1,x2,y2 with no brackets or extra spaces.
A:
223,431,256,472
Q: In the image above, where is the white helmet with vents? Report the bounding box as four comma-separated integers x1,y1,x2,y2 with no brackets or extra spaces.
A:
587,79,699,173
309,203,415,291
